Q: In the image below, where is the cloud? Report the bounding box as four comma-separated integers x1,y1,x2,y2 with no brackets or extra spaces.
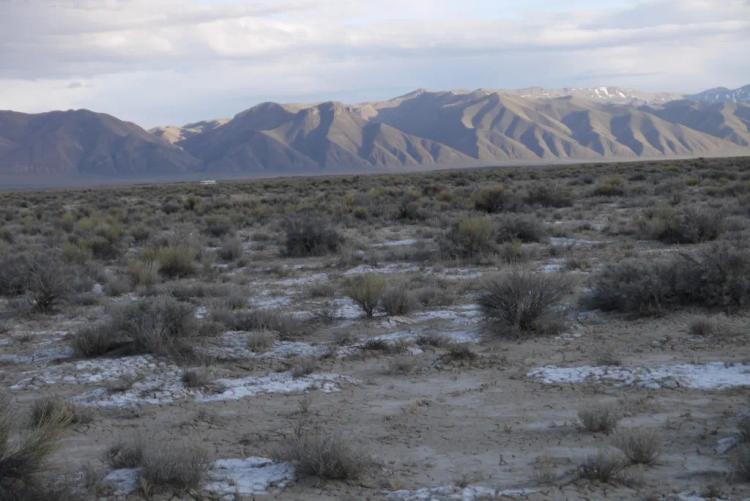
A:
0,0,748,126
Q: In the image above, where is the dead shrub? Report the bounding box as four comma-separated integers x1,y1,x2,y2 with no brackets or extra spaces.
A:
381,285,418,316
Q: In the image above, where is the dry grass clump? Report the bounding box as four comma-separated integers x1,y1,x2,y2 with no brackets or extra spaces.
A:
612,428,662,465
386,356,419,375
140,442,209,492
345,273,386,318
28,398,82,429
478,271,570,336
275,424,367,480
577,450,624,483
283,215,342,257
246,330,277,352
443,343,477,361
578,405,620,434
0,403,69,499
180,368,212,389
291,357,319,378
106,438,209,493
106,438,144,469
225,309,306,339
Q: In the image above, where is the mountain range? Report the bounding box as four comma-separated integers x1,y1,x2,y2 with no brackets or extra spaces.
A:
1,84,749,182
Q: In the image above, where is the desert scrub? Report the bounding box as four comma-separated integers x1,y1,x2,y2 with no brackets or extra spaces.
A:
634,206,723,244
124,441,210,494
524,184,573,208
283,215,342,257
0,254,71,312
578,405,620,434
478,271,570,336
440,217,495,259
345,273,386,318
585,243,750,315
474,184,516,213
275,424,367,480
380,284,418,316
495,214,548,243
147,245,197,279
71,297,198,358
246,330,276,352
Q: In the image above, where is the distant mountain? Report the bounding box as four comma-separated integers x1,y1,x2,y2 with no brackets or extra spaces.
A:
174,88,749,173
1,85,749,182
0,109,198,178
687,85,750,104
150,119,229,145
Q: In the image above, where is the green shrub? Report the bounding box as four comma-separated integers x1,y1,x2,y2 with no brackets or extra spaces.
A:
345,274,386,318
440,217,495,259
152,246,197,279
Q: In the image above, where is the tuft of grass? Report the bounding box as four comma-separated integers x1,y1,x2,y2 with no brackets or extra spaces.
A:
578,405,620,434
246,330,276,352
578,450,624,483
478,271,569,336
275,424,367,480
612,428,662,465
0,404,69,499
106,438,144,469
140,442,209,492
28,398,76,429
443,343,477,361
345,274,386,318
291,357,318,379
181,368,211,389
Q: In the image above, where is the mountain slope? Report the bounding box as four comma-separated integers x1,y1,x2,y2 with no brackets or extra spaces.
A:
3,85,750,181
687,85,750,104
0,109,199,177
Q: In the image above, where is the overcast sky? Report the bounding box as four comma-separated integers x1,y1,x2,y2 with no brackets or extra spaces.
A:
1,0,749,127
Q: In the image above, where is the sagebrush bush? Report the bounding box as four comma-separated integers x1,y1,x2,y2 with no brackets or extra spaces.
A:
635,207,723,244
246,330,276,352
283,215,342,257
345,274,386,318
0,254,71,312
71,297,197,358
478,272,569,336
474,184,514,213
495,214,548,243
585,243,750,315
525,185,573,208
440,217,495,259
217,237,243,261
381,285,417,316
275,424,367,480
149,246,197,279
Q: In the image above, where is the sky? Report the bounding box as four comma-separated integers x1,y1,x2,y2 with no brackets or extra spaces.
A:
1,0,749,128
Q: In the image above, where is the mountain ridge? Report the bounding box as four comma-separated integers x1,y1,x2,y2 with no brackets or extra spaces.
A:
2,85,750,180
